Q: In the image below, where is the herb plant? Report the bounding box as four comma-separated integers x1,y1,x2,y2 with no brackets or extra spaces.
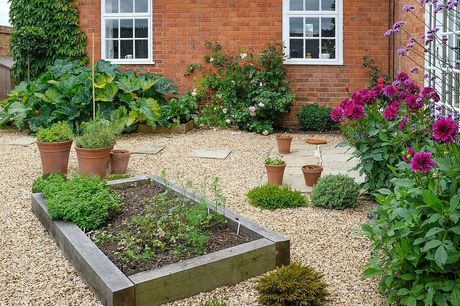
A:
298,103,337,132
76,119,121,149
36,122,74,143
247,184,307,210
264,157,285,166
310,175,360,210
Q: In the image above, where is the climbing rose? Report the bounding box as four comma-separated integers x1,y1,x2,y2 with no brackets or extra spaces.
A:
377,77,385,85
330,107,344,122
432,117,458,143
263,130,269,136
411,151,437,173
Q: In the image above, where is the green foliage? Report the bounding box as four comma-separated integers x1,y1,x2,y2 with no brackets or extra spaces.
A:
247,184,307,210
159,92,199,127
199,299,228,306
310,175,360,210
9,0,88,82
363,143,460,305
190,42,294,134
32,173,66,194
195,102,228,128
0,60,176,132
255,263,330,306
93,191,226,264
35,175,122,230
362,55,390,87
298,104,337,132
76,119,122,149
36,122,74,143
265,157,285,166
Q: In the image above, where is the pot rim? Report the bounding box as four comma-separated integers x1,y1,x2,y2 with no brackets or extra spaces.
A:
75,144,114,151
37,140,73,145
265,163,286,167
302,164,323,171
111,149,131,154
276,135,293,139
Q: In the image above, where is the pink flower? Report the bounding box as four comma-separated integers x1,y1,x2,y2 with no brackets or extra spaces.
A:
432,117,458,143
330,107,344,122
263,130,269,136
345,103,365,120
398,117,408,130
383,85,398,98
249,106,256,113
403,147,415,163
222,108,228,114
406,95,424,110
340,98,353,109
411,151,437,173
422,87,440,102
383,102,400,121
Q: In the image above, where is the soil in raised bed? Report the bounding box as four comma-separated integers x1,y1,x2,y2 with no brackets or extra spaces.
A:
89,183,252,275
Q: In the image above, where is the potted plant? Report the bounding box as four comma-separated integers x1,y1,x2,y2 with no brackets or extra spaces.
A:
276,134,293,154
265,157,286,185
320,42,332,59
110,149,131,174
75,120,120,178
302,164,324,187
36,122,74,174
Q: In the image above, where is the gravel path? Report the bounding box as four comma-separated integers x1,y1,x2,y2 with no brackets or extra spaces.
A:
0,128,384,306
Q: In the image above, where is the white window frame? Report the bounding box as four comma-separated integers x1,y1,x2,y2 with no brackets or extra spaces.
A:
101,0,154,64
282,0,343,65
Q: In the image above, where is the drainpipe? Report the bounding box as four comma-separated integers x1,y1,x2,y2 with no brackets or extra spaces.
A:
388,0,396,78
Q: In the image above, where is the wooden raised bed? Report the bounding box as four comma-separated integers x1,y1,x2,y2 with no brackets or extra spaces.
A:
31,176,290,306
137,121,195,134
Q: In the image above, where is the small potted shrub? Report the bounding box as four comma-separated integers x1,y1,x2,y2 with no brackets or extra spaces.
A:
36,122,74,174
301,164,323,187
110,149,131,174
75,120,120,178
276,134,293,154
311,174,360,210
265,156,286,185
247,184,306,210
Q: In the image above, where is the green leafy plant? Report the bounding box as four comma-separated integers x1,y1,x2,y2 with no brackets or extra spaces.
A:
298,104,337,132
264,157,285,166
362,55,389,87
158,92,199,127
35,175,122,230
247,184,306,210
76,119,122,149
310,175,360,210
9,0,88,82
36,122,74,143
32,173,66,194
255,263,330,306
189,42,294,134
199,299,228,306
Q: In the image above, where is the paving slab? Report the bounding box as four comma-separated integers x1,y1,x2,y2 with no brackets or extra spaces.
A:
132,144,166,155
8,137,37,147
192,149,231,160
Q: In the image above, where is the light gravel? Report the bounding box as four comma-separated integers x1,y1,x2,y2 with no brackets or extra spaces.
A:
0,128,384,306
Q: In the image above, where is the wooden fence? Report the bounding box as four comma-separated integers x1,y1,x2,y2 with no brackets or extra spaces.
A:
0,57,14,100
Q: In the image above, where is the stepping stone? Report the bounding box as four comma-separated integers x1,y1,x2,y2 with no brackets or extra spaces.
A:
260,172,312,193
8,137,37,147
192,149,231,160
132,144,166,155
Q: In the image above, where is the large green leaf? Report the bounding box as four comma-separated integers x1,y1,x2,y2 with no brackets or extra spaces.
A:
115,74,141,93
96,82,118,102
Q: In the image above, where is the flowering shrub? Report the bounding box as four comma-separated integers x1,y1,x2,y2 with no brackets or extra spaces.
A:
190,42,294,135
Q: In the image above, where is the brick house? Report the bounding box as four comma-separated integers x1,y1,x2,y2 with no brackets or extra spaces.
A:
76,0,435,127
0,25,12,57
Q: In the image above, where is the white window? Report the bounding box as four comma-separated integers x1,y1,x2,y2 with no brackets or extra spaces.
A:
282,0,343,65
101,0,153,64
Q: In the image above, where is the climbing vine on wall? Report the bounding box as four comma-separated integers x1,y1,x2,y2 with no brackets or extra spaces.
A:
9,0,88,82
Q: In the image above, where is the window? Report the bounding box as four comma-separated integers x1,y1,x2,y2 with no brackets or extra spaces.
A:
282,0,343,65
101,0,153,64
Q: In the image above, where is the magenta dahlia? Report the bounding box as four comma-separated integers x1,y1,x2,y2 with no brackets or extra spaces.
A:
330,107,344,122
411,151,437,173
432,117,458,143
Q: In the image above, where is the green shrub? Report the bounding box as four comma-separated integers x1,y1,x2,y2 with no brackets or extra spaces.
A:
76,119,122,149
32,173,66,194
255,263,330,306
247,184,306,210
310,175,360,210
37,175,122,230
199,298,228,306
297,104,337,132
264,157,285,166
36,122,74,143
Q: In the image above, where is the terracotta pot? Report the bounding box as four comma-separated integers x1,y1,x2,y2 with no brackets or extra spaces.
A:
302,164,324,187
37,141,73,174
305,138,328,145
276,135,293,154
75,145,113,178
265,163,286,185
110,149,131,174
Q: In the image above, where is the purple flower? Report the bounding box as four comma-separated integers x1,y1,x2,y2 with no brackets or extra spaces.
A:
398,117,408,130
330,107,344,122
345,103,365,120
432,117,458,143
411,152,437,173
384,105,399,121
397,48,408,56
434,3,445,13
396,72,410,82
384,85,398,98
447,0,458,10
406,95,424,110
340,98,353,109
393,21,405,30
384,29,394,37
403,147,415,163
403,4,415,11
410,67,419,73
422,87,440,102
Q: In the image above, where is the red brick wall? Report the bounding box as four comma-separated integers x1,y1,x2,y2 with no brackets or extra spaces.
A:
77,0,391,127
0,26,12,57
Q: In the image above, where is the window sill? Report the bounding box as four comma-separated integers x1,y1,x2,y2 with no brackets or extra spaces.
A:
103,59,156,65
283,59,344,66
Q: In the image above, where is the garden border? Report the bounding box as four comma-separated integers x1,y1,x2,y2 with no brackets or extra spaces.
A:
32,175,290,306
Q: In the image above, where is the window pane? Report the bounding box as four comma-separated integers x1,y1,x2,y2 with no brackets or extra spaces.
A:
135,19,148,38
305,18,319,37
135,0,148,12
135,40,148,59
321,18,336,37
121,40,134,59
290,39,303,58
105,40,119,59
321,39,336,59
120,19,134,38
105,0,118,13
305,0,319,10
290,18,303,37
105,19,119,38
290,0,303,10
305,39,319,58
120,0,133,13
322,0,336,11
